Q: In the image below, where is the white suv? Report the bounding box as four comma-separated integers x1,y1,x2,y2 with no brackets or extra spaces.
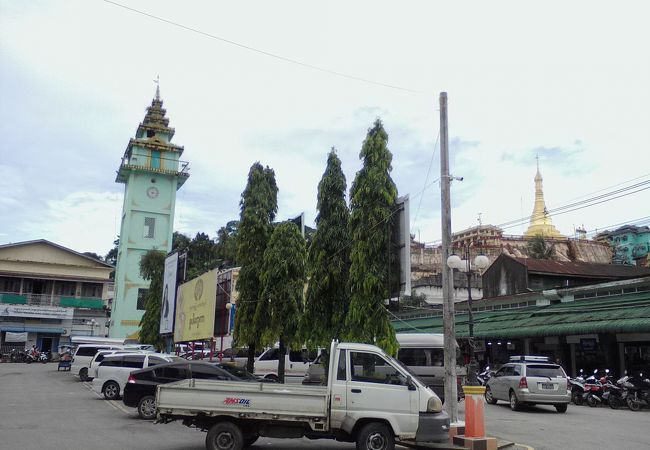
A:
254,347,318,382
92,352,181,400
71,345,123,381
88,349,147,379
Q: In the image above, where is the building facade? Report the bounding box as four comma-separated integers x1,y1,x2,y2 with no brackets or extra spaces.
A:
595,225,650,266
0,240,113,355
110,88,189,339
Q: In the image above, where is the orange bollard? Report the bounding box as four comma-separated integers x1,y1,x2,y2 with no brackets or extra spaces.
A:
463,386,486,438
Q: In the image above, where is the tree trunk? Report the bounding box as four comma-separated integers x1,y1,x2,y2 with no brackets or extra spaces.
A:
246,342,256,373
278,339,287,384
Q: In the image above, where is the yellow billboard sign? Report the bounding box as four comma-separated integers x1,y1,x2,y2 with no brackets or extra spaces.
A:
174,269,218,342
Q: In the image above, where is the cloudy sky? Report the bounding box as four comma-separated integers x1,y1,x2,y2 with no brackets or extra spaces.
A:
1,0,649,256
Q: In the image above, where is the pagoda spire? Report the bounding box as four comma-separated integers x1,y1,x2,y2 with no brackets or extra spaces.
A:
524,157,564,238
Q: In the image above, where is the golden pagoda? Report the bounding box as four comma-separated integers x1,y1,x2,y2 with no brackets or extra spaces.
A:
524,158,564,239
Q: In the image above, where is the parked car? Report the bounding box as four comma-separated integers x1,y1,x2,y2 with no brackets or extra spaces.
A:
122,361,253,419
484,355,571,412
88,349,147,379
91,352,182,400
303,333,465,401
71,344,124,381
254,347,319,382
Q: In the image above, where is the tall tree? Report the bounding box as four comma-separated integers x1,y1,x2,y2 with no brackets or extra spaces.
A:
345,119,399,354
300,149,350,349
258,222,306,382
104,238,119,280
187,232,218,278
215,220,239,268
234,163,278,372
138,249,166,350
527,234,556,260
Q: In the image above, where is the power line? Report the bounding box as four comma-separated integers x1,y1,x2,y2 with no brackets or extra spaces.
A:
102,0,428,95
412,130,440,231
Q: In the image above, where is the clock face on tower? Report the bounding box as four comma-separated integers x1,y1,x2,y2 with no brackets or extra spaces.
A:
146,186,159,199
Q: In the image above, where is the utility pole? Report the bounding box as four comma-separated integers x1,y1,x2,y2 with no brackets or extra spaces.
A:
439,92,458,423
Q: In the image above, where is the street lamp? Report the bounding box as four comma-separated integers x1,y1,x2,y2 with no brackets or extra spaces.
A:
447,248,490,385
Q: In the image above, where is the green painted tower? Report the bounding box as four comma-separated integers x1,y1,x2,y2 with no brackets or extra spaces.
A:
110,87,189,339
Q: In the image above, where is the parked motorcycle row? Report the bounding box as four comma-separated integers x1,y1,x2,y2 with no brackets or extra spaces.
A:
569,369,650,411
3,348,51,364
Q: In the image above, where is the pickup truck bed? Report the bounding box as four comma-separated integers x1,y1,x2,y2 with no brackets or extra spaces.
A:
158,379,329,428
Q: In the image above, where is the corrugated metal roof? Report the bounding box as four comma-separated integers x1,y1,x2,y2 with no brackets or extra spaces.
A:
392,292,650,338
511,256,650,278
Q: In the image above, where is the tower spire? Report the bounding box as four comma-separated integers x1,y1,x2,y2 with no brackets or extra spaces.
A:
524,156,563,239
154,75,160,101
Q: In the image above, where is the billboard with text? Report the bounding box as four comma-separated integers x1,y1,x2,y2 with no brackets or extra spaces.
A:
159,253,179,334
174,269,217,342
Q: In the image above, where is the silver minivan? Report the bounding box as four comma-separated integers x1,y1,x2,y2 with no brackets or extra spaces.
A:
485,356,571,413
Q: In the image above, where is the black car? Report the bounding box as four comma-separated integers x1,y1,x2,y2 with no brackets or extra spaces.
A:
123,361,249,419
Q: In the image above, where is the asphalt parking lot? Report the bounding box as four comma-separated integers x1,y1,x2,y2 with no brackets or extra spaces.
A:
2,363,649,450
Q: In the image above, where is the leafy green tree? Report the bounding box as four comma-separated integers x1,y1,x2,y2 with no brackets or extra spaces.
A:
187,232,218,278
104,238,119,280
234,163,278,372
345,119,399,354
300,149,350,349
215,220,239,268
172,231,191,253
257,222,306,382
138,250,166,350
527,234,556,260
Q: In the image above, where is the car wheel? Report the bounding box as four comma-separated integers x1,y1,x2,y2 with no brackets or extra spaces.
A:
103,381,120,400
79,368,89,382
206,421,244,450
555,403,568,413
355,422,395,450
509,391,521,411
138,395,157,420
484,387,498,405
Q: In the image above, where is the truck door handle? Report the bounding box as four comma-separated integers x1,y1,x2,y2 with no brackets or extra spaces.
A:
351,388,362,393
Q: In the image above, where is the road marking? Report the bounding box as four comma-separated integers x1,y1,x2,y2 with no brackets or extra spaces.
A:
81,381,132,416
514,444,534,450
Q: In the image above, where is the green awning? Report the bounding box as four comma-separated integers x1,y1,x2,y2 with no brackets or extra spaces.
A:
0,294,27,304
392,292,650,338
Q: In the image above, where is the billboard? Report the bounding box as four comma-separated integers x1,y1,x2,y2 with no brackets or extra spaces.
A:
174,269,218,342
159,253,179,334
0,304,74,320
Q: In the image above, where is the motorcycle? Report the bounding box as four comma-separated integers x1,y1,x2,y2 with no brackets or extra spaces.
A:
10,348,26,363
569,375,585,405
582,370,603,407
625,374,650,411
608,376,629,410
477,366,493,386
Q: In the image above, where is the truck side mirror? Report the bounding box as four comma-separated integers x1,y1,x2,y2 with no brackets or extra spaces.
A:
407,375,416,391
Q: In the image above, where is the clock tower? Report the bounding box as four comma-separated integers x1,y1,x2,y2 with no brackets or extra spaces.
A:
110,87,189,339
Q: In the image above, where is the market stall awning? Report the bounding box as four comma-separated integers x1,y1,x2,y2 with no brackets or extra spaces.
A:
392,293,650,338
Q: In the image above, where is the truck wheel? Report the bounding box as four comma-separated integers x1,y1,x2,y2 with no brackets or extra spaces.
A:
356,422,395,450
138,395,157,420
206,421,244,450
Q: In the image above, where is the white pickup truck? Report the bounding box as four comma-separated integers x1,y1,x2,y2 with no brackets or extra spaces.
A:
156,341,450,450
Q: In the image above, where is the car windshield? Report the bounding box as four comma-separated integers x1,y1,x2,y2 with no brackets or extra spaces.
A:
387,354,427,386
216,363,256,380
526,364,565,378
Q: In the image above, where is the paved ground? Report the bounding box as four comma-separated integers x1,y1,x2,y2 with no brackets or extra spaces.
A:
471,396,650,450
1,363,648,450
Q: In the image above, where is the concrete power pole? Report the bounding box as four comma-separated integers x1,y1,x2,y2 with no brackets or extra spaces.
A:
439,92,458,423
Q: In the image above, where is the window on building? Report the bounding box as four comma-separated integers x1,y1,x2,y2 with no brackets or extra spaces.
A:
137,289,148,310
81,283,102,298
144,217,156,238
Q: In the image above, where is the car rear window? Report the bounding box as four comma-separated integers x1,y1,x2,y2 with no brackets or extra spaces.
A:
75,347,98,357
526,365,565,378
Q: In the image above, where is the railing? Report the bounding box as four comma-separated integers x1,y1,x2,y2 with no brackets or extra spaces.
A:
0,292,105,309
